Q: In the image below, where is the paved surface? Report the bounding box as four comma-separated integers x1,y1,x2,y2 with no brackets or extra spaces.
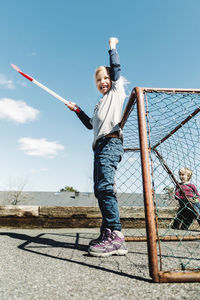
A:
0,228,200,300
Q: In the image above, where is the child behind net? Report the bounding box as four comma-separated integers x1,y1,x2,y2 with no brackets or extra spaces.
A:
172,167,200,230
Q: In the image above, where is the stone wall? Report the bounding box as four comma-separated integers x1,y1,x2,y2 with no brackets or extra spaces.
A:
0,205,181,229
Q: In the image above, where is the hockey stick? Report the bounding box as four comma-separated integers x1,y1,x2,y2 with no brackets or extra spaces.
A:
11,64,80,112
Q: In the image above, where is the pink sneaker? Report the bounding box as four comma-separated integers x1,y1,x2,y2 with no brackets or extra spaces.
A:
89,228,110,246
88,230,128,257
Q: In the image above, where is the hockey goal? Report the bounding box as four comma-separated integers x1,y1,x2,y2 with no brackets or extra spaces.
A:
117,87,200,283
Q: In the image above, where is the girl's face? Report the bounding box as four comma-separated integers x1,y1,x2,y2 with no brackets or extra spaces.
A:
179,172,189,184
95,68,112,95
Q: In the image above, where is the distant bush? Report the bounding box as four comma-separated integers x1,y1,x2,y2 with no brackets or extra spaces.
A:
59,186,78,193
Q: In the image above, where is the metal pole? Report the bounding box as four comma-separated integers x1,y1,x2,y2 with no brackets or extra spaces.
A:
135,87,159,282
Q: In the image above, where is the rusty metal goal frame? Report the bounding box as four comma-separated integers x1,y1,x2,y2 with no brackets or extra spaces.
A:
121,87,200,283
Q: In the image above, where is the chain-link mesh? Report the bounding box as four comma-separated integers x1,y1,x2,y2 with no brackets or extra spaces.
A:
116,97,146,238
116,88,200,280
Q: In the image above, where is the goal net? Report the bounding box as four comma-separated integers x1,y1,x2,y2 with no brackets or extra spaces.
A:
116,87,200,283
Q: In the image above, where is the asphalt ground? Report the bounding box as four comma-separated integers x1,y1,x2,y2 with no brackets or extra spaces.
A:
0,228,200,300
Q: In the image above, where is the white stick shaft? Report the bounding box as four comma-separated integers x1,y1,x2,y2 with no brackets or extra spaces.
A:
33,79,69,105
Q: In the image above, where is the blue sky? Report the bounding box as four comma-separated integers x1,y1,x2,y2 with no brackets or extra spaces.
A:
1,0,200,192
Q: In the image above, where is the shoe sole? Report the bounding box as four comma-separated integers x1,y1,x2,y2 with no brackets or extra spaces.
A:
88,248,128,257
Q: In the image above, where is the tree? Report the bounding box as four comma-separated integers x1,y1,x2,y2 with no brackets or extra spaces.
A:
3,178,29,205
59,186,78,193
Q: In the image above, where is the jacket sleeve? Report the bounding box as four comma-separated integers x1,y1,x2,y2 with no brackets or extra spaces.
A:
75,109,93,130
190,184,200,197
108,49,121,82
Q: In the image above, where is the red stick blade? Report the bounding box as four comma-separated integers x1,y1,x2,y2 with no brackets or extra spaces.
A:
10,64,33,82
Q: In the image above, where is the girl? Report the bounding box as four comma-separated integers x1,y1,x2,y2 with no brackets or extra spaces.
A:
66,37,128,257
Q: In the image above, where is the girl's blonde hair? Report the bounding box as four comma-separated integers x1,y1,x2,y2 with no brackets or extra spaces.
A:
95,66,111,79
179,167,192,180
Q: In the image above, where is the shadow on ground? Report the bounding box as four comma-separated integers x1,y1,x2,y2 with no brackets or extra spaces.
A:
0,231,152,283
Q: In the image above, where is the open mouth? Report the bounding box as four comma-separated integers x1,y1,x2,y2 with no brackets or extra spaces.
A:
101,85,108,91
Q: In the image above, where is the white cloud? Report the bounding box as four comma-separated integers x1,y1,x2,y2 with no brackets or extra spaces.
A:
0,74,15,89
30,167,48,174
18,137,64,158
0,98,39,123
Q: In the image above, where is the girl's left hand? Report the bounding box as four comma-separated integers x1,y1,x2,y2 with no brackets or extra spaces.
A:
65,101,79,112
109,37,119,49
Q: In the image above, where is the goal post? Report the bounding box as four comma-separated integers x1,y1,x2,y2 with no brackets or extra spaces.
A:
120,87,200,283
